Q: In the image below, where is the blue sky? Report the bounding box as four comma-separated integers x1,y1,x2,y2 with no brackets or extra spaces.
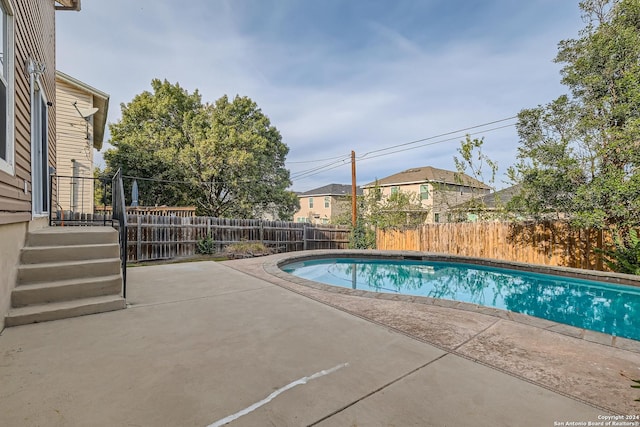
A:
57,0,584,192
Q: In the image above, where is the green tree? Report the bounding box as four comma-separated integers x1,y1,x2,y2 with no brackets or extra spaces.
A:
450,134,500,221
105,79,198,207
334,183,428,248
367,188,429,230
179,95,297,218
104,80,297,219
511,0,640,232
348,215,377,249
509,95,588,219
93,166,105,208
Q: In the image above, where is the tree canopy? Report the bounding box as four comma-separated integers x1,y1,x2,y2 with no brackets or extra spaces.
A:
510,0,640,231
104,79,298,219
333,183,428,249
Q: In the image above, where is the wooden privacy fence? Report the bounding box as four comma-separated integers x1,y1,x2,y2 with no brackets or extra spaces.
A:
376,221,612,271
126,215,350,262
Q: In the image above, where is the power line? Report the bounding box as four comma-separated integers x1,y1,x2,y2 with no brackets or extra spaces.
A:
357,123,516,162
290,161,351,181
122,175,274,186
122,175,197,185
360,116,517,158
289,121,517,182
288,116,517,180
290,156,351,179
287,153,351,164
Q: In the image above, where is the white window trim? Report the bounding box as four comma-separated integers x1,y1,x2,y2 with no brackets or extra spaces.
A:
420,184,430,200
0,0,15,175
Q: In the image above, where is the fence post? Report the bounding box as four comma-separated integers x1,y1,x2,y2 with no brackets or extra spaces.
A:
136,217,142,262
259,221,264,245
303,224,308,251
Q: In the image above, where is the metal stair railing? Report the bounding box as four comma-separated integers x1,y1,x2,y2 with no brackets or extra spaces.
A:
112,168,128,298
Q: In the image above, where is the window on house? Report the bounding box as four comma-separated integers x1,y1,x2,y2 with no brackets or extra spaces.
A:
322,218,328,224
390,186,399,195
420,184,429,200
434,213,440,223
0,1,14,174
324,196,330,208
309,197,313,208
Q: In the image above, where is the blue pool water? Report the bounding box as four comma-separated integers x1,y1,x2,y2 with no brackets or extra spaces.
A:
282,258,640,341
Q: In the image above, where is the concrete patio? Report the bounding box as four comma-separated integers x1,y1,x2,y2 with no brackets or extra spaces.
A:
0,255,637,426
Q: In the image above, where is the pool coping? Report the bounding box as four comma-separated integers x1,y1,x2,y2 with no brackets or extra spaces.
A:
264,249,640,353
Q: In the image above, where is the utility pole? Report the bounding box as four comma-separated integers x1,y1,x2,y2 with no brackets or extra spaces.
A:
351,150,357,226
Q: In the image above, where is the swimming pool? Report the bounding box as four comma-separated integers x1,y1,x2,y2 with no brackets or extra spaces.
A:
281,257,640,341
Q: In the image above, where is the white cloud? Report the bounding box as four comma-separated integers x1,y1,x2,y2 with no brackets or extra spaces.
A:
58,0,584,192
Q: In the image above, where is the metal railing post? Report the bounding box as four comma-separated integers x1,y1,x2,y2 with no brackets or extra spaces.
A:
48,173,54,226
101,177,108,226
112,168,128,299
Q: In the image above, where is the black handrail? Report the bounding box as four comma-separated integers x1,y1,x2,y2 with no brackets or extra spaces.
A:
46,172,127,298
48,172,54,226
112,168,128,298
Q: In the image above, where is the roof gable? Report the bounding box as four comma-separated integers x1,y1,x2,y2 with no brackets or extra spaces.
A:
56,71,110,150
363,166,490,189
299,183,362,197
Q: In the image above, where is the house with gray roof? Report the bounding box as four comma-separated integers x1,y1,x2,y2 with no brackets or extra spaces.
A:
362,166,491,223
293,184,362,224
448,184,522,222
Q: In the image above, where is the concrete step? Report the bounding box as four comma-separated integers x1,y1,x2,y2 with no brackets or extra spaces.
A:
27,226,118,247
17,258,121,285
11,274,122,307
20,243,120,264
5,295,126,327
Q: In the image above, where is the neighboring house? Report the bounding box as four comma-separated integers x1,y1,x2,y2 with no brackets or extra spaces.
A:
362,166,491,223
449,184,522,222
0,0,81,329
253,202,283,221
294,184,362,224
55,70,109,215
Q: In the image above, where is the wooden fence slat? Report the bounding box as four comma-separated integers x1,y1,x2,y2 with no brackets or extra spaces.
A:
376,220,614,272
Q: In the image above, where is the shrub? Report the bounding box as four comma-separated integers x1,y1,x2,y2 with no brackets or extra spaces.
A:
196,235,216,255
349,218,376,249
225,242,272,258
597,229,640,275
